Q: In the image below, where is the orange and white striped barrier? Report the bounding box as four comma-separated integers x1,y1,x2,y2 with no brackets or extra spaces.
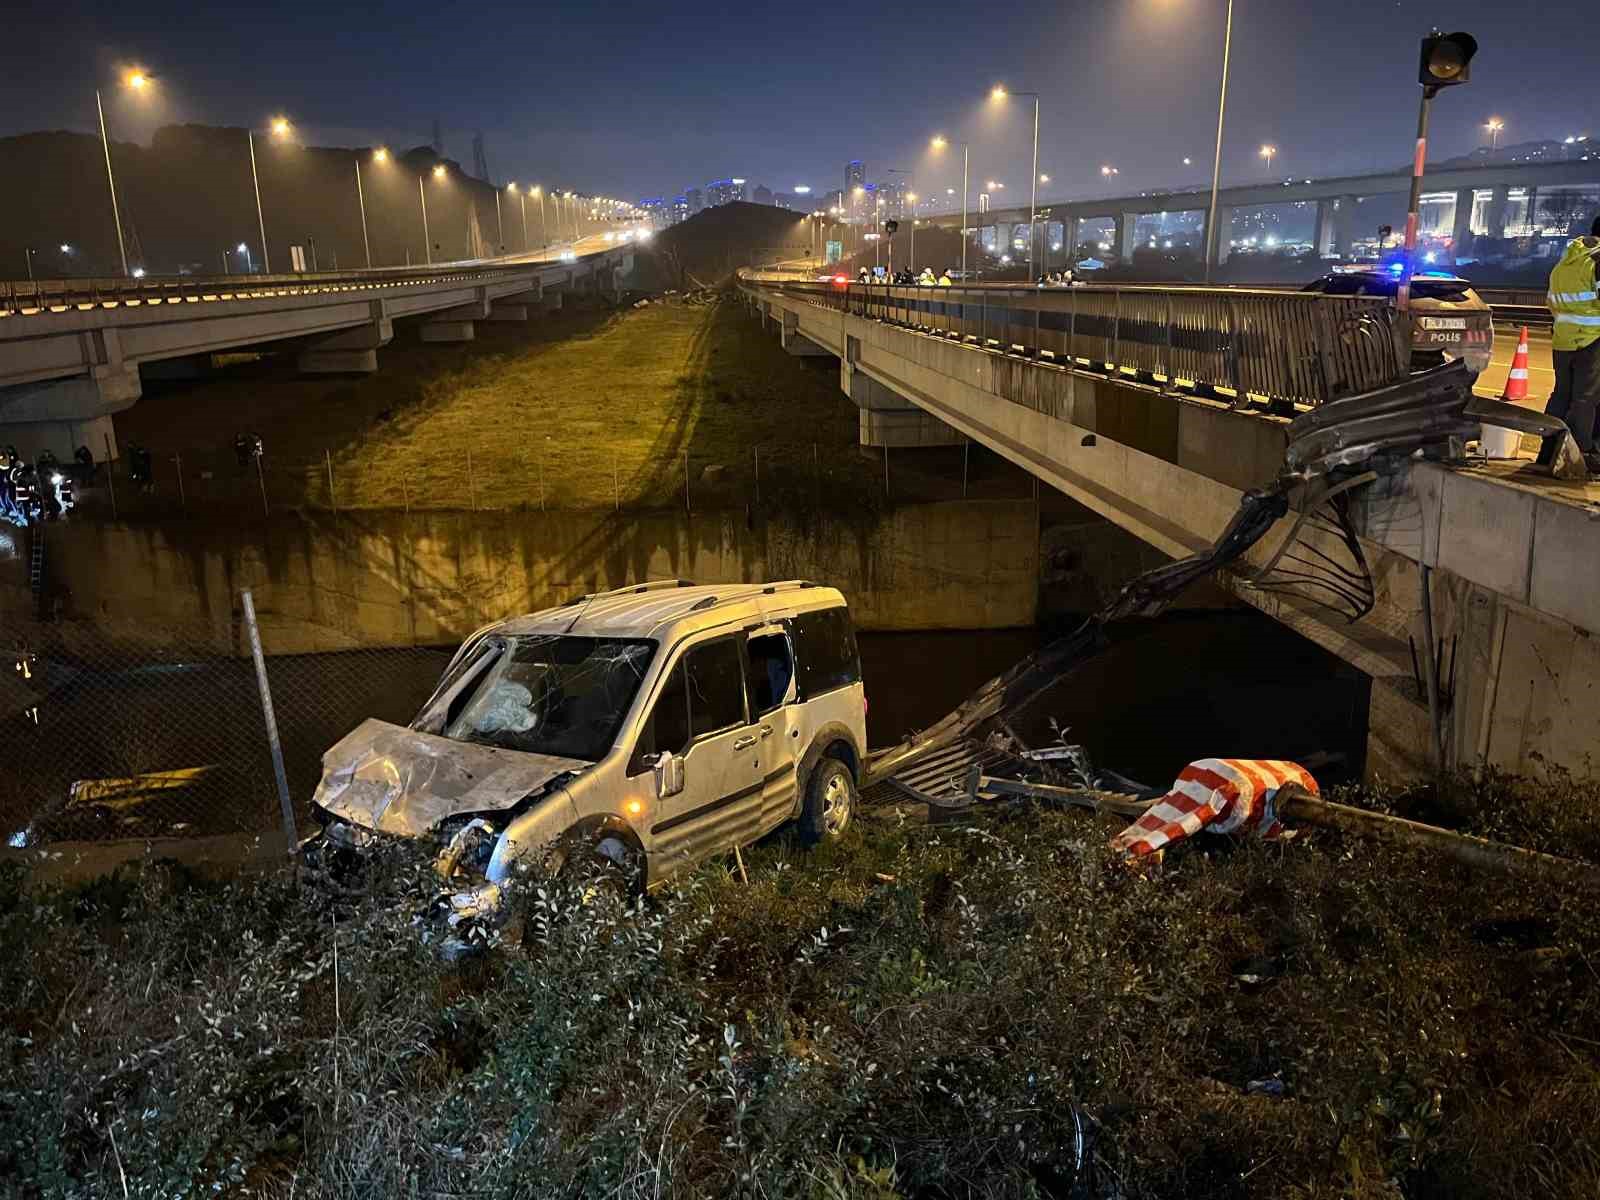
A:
1501,325,1530,402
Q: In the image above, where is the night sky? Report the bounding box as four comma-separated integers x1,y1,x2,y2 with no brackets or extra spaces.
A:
3,0,1592,204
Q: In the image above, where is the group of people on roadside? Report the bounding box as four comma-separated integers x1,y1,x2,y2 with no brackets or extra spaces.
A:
856,266,955,287
1037,269,1078,287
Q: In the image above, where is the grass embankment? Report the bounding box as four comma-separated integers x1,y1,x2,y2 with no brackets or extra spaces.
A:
3,775,1597,1198
110,295,902,517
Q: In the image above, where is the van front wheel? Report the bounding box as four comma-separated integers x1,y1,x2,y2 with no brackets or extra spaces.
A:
800,758,855,845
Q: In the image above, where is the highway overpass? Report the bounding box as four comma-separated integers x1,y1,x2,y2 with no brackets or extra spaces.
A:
738,271,1600,783
0,238,635,459
918,157,1600,264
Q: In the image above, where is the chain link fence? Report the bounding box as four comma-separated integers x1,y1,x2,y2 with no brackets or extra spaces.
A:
1,596,453,851
60,432,1032,525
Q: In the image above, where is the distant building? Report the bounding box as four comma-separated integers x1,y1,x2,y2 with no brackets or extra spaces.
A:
686,187,703,214
705,178,742,207
772,192,797,211
752,184,773,206
845,160,866,220
880,179,907,220
672,194,689,224
637,197,668,229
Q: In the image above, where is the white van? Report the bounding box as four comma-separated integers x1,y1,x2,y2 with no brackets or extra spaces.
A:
306,580,868,913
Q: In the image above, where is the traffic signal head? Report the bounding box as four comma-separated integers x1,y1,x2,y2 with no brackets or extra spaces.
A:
883,219,900,235
1418,31,1477,88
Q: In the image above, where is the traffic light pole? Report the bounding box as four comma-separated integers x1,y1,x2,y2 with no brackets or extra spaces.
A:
1396,84,1437,313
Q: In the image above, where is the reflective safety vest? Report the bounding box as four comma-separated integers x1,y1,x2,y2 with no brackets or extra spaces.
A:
1548,236,1600,352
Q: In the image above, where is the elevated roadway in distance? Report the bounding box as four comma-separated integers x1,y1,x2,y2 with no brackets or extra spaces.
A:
0,236,636,458
738,270,1600,783
919,157,1600,262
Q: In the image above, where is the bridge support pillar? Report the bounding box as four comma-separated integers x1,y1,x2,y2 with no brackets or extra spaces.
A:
1211,207,1236,264
298,305,393,374
1115,212,1138,261
781,311,833,357
1483,185,1509,239
538,290,564,312
1451,188,1474,261
420,292,490,343
1328,195,1359,258
0,366,141,461
1061,217,1079,262
842,359,962,447
1313,199,1337,258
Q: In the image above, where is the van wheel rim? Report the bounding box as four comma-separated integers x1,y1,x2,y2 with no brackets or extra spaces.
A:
821,773,851,835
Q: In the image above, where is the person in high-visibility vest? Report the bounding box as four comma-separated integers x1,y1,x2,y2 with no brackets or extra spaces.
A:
1544,214,1600,474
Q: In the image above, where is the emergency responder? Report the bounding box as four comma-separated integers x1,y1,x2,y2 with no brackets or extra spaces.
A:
1544,214,1600,474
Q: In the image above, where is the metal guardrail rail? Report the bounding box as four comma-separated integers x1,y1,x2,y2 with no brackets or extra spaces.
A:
0,251,611,319
744,273,1410,408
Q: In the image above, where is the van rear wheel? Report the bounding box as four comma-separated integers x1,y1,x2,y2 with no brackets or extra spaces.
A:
800,758,855,845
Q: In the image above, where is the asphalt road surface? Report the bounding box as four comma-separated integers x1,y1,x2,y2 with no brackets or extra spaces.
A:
1476,325,1555,408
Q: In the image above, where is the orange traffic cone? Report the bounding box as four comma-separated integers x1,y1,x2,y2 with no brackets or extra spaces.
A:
1501,325,1530,402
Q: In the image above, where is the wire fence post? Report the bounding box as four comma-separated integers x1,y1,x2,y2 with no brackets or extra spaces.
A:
174,451,186,515
256,454,269,517
241,589,298,858
325,449,337,512
103,434,118,520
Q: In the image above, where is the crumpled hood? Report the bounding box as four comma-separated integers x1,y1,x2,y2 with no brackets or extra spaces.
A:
313,718,587,835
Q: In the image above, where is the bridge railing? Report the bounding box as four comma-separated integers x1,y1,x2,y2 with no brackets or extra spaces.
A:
0,248,619,318
743,274,1410,408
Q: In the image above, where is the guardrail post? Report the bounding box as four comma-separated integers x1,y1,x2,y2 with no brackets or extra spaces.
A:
1225,298,1244,408
1110,289,1120,371
1163,294,1176,394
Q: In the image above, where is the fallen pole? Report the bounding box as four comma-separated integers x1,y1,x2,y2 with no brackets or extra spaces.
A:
1276,784,1600,886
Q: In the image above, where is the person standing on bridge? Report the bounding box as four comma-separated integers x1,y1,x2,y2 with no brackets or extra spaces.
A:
1543,214,1600,474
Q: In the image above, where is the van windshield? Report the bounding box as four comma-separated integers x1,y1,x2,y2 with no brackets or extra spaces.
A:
421,635,656,761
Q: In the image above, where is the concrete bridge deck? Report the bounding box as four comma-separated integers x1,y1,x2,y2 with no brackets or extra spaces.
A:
0,237,635,458
740,272,1600,781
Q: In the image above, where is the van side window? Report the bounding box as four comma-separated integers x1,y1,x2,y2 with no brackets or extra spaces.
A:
790,607,861,700
630,663,690,775
686,638,746,738
745,632,793,716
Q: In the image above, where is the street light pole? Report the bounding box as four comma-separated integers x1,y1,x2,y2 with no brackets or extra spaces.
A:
1028,95,1039,280
248,131,271,274
494,190,503,255
1203,0,1235,282
418,177,432,265
355,160,372,268
95,88,130,277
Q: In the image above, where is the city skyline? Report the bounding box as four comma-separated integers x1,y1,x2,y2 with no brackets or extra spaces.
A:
4,0,1594,208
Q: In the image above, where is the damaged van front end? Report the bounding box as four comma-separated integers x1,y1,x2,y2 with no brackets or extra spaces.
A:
302,717,589,948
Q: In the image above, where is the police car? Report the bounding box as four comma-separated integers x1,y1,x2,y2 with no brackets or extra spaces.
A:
1300,264,1494,376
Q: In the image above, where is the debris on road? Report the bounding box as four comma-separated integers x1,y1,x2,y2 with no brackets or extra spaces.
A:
1108,759,1319,858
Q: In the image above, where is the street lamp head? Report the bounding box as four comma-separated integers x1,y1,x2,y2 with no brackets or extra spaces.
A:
990,84,1008,101
1485,117,1503,131
59,244,71,254
1039,174,1050,183
529,185,542,196
507,181,518,192
125,70,150,90
237,243,248,253
432,164,447,179
373,147,389,163
1183,156,1192,165
1259,144,1276,157
931,134,948,150
270,116,291,137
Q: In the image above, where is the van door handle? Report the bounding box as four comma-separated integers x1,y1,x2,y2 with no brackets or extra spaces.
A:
732,735,757,751
759,724,773,738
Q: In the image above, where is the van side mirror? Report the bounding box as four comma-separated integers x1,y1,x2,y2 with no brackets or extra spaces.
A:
653,752,684,799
